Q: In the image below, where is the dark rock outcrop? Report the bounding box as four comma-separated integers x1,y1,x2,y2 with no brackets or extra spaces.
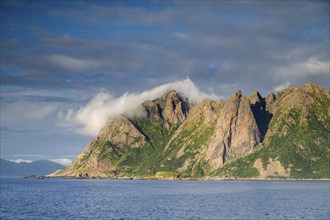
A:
249,91,272,141
142,90,190,125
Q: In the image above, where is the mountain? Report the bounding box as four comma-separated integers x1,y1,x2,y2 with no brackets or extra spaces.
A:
0,159,65,176
52,82,330,179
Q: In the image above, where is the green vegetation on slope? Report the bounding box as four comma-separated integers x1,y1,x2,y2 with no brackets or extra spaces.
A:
215,154,260,178
93,115,218,178
159,119,216,177
215,89,330,179
97,119,180,176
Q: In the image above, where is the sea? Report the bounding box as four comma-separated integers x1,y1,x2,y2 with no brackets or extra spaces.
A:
0,178,329,219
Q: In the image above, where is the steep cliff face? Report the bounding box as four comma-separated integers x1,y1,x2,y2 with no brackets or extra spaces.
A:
205,90,261,171
52,83,330,179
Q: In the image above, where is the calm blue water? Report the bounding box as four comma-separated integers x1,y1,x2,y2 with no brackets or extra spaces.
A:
0,178,329,219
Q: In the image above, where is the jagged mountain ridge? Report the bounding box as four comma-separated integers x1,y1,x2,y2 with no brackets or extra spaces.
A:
52,82,330,179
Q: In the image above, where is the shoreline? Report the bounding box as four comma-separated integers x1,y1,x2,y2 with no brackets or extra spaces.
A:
46,175,330,181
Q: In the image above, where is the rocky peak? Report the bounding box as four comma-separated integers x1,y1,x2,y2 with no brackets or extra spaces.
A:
248,91,262,104
142,90,190,124
221,90,242,114
302,82,324,92
267,82,329,115
230,89,242,100
142,100,163,122
162,90,189,124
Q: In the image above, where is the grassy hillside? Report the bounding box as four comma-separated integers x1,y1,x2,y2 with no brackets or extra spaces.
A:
215,84,330,179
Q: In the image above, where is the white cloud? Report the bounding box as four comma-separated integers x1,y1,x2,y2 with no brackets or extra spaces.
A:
274,82,291,92
275,57,329,77
61,78,216,136
10,159,32,163
50,158,72,166
8,158,72,166
13,154,44,157
303,58,329,75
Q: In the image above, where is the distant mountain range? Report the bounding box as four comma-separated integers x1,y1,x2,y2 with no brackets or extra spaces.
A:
51,82,329,179
0,159,65,176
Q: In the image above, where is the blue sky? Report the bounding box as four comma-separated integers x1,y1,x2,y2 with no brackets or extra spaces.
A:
1,0,329,166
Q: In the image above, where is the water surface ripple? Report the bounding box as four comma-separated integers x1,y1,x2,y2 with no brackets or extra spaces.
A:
1,178,329,219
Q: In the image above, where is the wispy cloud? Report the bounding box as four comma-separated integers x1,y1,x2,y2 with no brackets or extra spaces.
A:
9,159,33,163
61,78,217,136
7,158,72,166
50,158,72,166
274,82,291,92
274,57,329,78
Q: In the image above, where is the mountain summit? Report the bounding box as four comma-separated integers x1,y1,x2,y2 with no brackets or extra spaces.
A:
52,83,330,179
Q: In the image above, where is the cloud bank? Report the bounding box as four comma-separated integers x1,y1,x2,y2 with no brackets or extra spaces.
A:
9,159,33,163
8,158,72,166
62,78,216,136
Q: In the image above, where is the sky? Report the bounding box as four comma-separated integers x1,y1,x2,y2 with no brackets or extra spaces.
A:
1,0,329,166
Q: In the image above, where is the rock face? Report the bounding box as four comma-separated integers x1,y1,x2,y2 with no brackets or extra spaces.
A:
141,90,189,124
53,83,330,179
205,90,261,171
98,116,149,148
